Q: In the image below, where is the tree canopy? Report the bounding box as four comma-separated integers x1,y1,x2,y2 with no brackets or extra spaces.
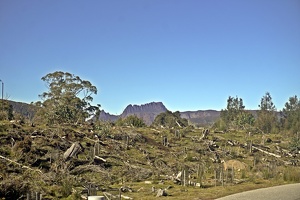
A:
35,71,99,125
217,96,254,130
282,95,300,134
256,92,278,134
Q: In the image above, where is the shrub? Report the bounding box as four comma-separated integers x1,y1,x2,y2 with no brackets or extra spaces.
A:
152,111,188,128
60,176,75,197
116,115,146,127
0,176,29,199
283,166,300,182
0,110,7,121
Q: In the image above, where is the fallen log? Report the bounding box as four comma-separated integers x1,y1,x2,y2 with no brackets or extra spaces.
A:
175,121,182,128
94,156,107,163
121,195,133,199
214,130,225,134
103,192,133,200
103,192,116,199
252,146,281,158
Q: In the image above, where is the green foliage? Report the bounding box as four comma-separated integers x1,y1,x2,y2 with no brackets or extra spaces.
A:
60,176,75,198
7,104,13,120
13,113,26,124
212,118,227,131
259,92,276,111
0,110,7,121
218,96,254,130
222,96,245,122
35,71,100,125
256,92,278,134
152,110,188,128
0,100,14,121
95,122,113,137
0,175,30,199
236,111,255,128
116,115,146,127
289,133,300,152
282,95,300,134
1,115,299,199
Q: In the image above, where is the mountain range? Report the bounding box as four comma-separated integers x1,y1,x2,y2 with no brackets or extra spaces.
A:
7,100,221,126
98,102,220,126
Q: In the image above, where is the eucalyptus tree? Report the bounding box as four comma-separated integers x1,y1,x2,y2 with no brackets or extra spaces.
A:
36,71,100,125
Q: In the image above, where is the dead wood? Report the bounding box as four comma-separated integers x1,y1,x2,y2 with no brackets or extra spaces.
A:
103,192,116,199
94,155,107,163
120,186,133,193
121,195,133,199
175,121,182,128
63,142,83,160
227,140,239,146
156,188,168,197
200,129,209,140
103,192,133,200
214,130,225,134
252,146,281,158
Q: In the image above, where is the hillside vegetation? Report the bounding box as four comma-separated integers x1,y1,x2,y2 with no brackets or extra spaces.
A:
1,121,300,199
0,71,299,200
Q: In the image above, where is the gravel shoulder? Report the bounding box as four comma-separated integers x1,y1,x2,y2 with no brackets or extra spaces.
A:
216,183,300,200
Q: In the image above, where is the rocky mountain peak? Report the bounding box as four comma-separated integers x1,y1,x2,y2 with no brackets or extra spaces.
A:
121,102,167,116
98,110,118,122
120,102,168,125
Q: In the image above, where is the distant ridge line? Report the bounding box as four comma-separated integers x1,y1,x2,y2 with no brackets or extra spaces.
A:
98,102,220,126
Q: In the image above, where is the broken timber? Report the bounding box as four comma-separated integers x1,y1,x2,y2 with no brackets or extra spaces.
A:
63,142,83,160
94,155,107,163
252,146,281,158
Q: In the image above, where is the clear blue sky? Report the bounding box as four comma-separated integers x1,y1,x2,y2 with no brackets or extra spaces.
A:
0,0,299,114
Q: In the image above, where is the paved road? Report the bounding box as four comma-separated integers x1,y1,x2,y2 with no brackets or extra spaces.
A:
216,183,300,200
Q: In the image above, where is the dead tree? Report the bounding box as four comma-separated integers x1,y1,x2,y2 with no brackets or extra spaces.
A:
125,135,129,149
181,167,189,187
197,162,205,187
63,142,83,161
94,141,100,157
200,129,209,140
249,140,253,153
